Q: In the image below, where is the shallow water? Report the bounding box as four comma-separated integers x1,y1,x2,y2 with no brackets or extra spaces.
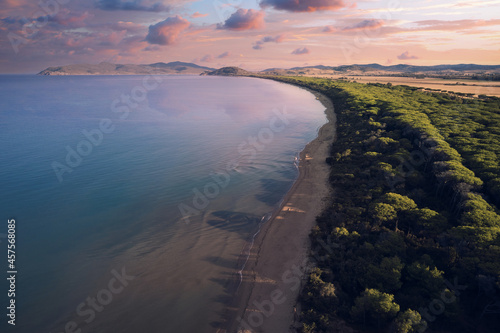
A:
0,75,326,332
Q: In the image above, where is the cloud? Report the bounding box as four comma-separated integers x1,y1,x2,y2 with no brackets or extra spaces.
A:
15,9,91,29
109,21,145,33
143,45,161,51
320,18,500,40
0,0,30,15
260,0,346,13
1,16,18,25
262,35,285,43
253,41,263,49
98,30,127,46
200,54,213,62
342,19,384,32
413,19,500,31
323,25,336,33
49,9,90,28
199,52,231,61
217,51,230,58
95,0,171,12
291,47,310,55
0,0,22,7
397,51,418,60
191,12,208,18
145,15,190,45
217,9,265,31
253,34,284,50
375,19,500,38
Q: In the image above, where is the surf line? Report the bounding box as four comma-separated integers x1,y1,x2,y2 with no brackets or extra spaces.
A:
235,150,301,289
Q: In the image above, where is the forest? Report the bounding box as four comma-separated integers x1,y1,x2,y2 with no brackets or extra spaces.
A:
259,76,500,333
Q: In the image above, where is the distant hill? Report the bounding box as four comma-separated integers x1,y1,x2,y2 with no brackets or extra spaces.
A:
262,63,500,75
38,62,215,75
201,67,251,76
358,63,500,72
38,62,500,78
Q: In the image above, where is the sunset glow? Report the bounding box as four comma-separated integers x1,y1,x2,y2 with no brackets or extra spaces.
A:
1,0,499,73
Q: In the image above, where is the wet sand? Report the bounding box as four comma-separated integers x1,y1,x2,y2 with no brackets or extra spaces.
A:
222,88,336,333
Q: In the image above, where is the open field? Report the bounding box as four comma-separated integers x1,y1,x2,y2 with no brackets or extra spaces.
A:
304,74,500,97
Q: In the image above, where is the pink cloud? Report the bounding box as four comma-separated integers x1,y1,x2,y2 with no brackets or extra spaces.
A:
1,0,22,7
201,54,213,62
323,25,336,33
262,35,285,43
143,45,161,52
117,35,149,55
100,30,127,46
199,51,231,62
50,9,91,28
291,47,310,55
342,19,384,32
109,21,145,33
260,0,346,13
374,19,500,37
217,9,265,31
414,19,500,31
397,51,418,60
217,51,230,58
191,12,208,18
145,15,190,45
253,34,285,49
0,0,31,15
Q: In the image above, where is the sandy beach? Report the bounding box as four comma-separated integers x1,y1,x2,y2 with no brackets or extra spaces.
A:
222,88,336,333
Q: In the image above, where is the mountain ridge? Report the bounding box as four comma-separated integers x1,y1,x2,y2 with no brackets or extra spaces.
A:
38,62,500,76
38,62,215,75
264,63,500,73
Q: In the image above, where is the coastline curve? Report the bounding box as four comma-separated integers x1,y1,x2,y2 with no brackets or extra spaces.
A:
221,84,337,333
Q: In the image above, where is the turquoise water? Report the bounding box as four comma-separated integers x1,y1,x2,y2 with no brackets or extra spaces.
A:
0,75,326,332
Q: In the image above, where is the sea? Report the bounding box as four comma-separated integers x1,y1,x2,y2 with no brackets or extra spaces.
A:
0,75,326,333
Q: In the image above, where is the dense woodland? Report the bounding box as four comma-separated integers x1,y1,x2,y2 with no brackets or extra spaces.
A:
261,76,500,333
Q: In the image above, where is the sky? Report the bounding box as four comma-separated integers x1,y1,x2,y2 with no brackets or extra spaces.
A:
0,0,499,73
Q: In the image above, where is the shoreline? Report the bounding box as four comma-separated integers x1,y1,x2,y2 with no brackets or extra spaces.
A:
221,87,337,332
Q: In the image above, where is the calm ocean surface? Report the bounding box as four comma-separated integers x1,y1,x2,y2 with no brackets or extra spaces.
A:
0,75,326,332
